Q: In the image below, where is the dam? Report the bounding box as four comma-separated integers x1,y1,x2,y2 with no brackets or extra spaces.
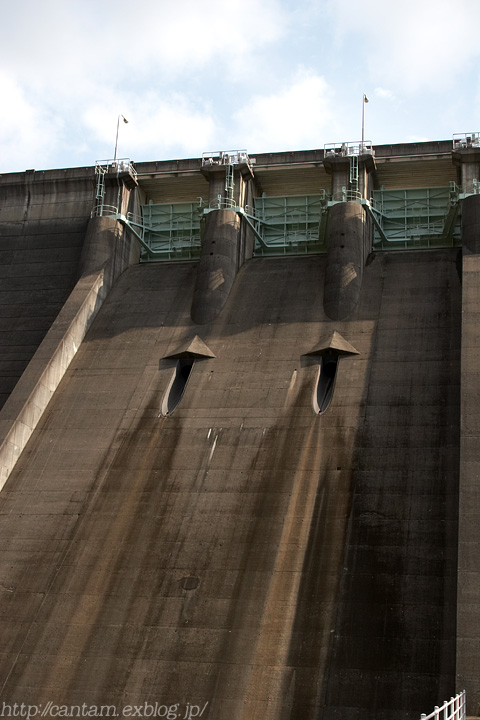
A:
0,136,478,719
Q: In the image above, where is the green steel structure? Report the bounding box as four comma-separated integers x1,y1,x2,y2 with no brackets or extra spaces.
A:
370,185,461,249
136,195,328,261
139,201,202,261
252,194,327,256
136,185,461,261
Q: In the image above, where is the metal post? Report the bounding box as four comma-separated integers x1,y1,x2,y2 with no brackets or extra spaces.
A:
362,94,369,152
113,114,128,166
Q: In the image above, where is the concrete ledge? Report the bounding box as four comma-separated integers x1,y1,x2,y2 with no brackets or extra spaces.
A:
0,268,107,490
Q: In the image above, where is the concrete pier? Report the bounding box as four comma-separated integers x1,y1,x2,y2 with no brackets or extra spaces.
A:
191,209,242,324
323,201,370,320
191,154,255,324
460,194,480,253
458,253,480,714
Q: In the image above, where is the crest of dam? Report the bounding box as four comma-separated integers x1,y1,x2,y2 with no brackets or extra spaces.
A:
191,208,242,324
323,201,370,320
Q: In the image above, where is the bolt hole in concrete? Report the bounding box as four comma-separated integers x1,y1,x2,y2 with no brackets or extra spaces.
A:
161,359,195,416
313,355,339,414
181,576,200,591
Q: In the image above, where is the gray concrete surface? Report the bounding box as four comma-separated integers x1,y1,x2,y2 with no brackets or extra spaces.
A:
0,143,475,717
0,220,84,408
0,249,460,719
0,267,107,490
460,195,480,253
323,202,370,320
191,209,243,324
458,252,480,716
0,167,141,489
0,165,95,408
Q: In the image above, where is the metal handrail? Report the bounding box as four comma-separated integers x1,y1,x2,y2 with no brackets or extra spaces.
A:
202,149,252,167
331,189,363,203
453,132,480,150
126,211,144,226
202,197,237,211
90,204,119,218
419,690,466,720
461,178,480,196
95,158,137,179
324,140,375,158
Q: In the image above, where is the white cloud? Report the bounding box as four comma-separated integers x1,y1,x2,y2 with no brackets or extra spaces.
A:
0,71,64,171
0,0,290,169
327,0,480,93
374,88,396,102
82,91,218,161
2,0,479,170
0,0,288,88
232,69,334,152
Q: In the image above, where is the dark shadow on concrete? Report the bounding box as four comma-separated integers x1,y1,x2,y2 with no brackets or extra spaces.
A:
0,248,461,719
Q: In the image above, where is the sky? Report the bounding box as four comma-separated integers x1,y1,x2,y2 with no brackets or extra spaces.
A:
1,0,480,173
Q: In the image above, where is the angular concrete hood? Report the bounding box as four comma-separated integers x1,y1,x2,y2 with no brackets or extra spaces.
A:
303,330,360,358
162,335,216,360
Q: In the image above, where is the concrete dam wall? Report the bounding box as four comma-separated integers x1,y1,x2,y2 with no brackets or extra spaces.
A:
0,247,461,719
0,169,95,409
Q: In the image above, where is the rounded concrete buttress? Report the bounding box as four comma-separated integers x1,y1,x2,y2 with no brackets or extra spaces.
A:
323,201,366,320
78,215,119,277
191,209,241,324
462,194,480,253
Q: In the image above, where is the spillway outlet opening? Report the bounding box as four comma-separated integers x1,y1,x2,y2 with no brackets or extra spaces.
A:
313,354,339,415
161,359,195,416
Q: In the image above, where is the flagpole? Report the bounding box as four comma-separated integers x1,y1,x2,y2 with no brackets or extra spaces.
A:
361,94,368,152
114,114,128,165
